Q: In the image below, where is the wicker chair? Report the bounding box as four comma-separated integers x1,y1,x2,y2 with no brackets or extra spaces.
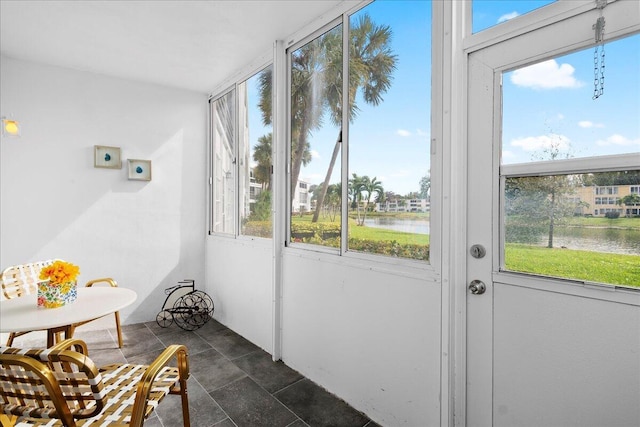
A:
1,260,124,347
0,339,190,426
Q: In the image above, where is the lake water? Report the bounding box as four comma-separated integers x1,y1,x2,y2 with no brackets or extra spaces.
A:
517,226,640,256
364,217,640,255
364,217,430,235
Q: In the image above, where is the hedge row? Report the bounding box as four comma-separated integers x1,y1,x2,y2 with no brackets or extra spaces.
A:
242,222,429,261
242,221,272,238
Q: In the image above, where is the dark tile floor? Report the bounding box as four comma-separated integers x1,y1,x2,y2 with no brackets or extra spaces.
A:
60,319,381,427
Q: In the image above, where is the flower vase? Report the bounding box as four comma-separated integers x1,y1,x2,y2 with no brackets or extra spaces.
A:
37,280,78,308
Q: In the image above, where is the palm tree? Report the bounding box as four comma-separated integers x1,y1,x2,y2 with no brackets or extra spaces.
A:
325,183,342,222
253,133,272,189
257,16,395,214
258,61,316,202
349,174,365,225
359,176,384,225
312,14,397,223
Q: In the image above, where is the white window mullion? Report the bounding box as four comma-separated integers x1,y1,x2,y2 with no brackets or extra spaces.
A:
340,12,349,255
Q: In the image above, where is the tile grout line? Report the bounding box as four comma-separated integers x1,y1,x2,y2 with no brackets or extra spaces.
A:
147,324,242,427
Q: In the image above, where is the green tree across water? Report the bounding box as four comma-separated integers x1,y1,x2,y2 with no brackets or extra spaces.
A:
506,143,582,248
618,194,640,216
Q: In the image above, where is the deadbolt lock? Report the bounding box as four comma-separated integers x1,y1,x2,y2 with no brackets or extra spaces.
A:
470,244,486,259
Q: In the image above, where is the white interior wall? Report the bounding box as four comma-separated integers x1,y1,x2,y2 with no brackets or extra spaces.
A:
0,56,207,325
282,253,442,426
205,238,274,352
205,234,442,426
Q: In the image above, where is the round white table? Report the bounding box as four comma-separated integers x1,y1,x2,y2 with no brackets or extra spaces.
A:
0,287,137,347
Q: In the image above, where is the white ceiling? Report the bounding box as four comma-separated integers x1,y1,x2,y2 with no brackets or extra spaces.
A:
0,0,350,94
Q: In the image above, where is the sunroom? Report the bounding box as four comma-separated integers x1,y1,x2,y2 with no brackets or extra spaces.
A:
1,1,638,426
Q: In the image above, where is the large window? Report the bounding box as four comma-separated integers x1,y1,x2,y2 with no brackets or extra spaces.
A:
501,34,640,288
240,68,273,238
289,23,343,245
210,89,236,234
288,0,431,262
210,66,273,238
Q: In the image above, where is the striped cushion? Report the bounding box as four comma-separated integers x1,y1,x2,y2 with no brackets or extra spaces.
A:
0,347,181,426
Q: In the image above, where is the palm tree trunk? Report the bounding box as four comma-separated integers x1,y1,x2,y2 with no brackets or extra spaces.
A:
361,198,370,225
312,130,341,223
291,118,310,205
547,190,555,248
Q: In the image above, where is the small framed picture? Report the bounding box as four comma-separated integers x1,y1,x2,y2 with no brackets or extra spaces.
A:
94,145,122,169
127,159,152,181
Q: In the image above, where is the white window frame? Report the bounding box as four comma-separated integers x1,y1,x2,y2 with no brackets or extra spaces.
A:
209,86,237,236
208,63,274,241
282,2,441,275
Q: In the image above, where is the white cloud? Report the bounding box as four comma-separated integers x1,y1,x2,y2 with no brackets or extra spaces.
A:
310,150,321,159
416,128,429,137
596,134,640,147
511,134,571,151
578,120,604,128
502,150,516,160
510,60,583,89
498,11,519,23
397,129,412,137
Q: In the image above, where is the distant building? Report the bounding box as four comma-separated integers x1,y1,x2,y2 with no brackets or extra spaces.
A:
407,199,430,212
248,169,264,206
292,179,311,213
377,198,430,213
575,184,640,217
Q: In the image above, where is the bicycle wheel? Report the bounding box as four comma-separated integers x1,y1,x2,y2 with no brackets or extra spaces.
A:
191,290,214,316
156,310,173,328
172,295,201,331
187,293,213,326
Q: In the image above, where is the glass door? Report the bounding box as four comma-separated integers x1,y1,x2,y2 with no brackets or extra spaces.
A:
466,2,639,425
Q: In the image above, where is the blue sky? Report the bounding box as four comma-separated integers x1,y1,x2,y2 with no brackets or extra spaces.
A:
503,34,640,164
248,1,639,196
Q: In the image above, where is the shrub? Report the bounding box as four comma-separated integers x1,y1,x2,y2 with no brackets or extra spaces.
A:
604,211,620,219
249,191,272,221
348,239,429,261
242,221,272,237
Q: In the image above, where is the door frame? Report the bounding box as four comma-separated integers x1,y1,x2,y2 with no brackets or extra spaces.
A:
455,1,640,426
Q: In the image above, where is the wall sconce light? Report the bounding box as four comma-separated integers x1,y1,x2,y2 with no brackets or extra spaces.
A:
1,117,20,137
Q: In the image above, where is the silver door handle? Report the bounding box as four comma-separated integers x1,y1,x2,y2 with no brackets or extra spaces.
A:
469,280,486,295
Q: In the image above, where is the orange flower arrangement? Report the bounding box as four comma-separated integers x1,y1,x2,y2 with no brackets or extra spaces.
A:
39,260,80,285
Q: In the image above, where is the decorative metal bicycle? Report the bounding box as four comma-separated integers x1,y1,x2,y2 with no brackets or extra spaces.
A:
155,280,214,331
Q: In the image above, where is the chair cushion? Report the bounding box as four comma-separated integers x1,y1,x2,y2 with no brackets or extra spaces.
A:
9,363,180,426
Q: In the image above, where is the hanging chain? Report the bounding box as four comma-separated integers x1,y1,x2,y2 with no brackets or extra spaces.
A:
593,42,605,100
593,46,600,99
599,42,605,96
592,2,606,100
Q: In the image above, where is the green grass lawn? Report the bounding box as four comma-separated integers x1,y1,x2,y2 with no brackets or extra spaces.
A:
290,214,638,288
292,215,430,245
348,221,430,245
505,244,639,288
